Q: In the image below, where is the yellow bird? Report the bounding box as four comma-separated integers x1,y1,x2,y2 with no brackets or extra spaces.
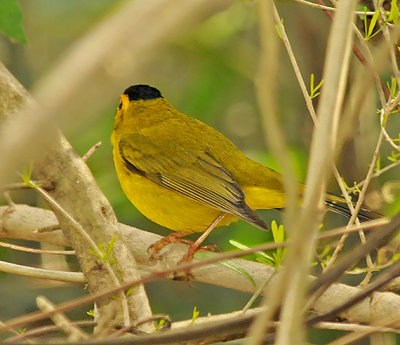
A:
111,85,378,261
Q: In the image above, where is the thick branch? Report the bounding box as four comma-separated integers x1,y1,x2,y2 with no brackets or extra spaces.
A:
0,64,152,329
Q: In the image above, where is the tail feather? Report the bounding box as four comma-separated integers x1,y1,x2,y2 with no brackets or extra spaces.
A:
325,199,381,221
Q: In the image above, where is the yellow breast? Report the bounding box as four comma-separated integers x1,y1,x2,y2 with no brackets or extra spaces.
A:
113,149,238,232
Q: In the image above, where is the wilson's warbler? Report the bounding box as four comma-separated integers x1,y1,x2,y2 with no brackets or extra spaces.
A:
111,85,378,260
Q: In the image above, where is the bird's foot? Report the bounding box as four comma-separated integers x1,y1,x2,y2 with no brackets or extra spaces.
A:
178,244,219,262
170,243,219,281
147,231,192,262
147,233,219,263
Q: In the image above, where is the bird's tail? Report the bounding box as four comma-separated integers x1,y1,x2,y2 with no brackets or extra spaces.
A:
325,194,381,221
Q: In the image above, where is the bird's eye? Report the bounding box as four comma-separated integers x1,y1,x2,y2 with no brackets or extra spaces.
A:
118,101,123,110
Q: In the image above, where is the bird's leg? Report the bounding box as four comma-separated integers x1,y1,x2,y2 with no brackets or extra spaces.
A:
181,213,225,263
147,231,191,261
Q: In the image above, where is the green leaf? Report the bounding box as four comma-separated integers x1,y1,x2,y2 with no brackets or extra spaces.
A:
341,177,350,190
195,250,258,286
154,319,166,331
89,247,102,259
357,4,371,20
309,74,323,100
274,18,284,40
219,259,256,287
192,306,199,323
353,181,361,194
89,237,118,263
391,77,397,97
388,0,399,24
21,162,42,188
368,11,380,38
375,155,381,173
104,236,117,262
229,239,275,265
0,0,26,44
125,286,135,297
270,221,286,266
388,150,400,163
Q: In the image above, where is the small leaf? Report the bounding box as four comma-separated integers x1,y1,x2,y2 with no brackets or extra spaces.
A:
309,74,324,99
388,0,399,24
391,77,397,98
219,259,256,287
357,4,371,20
375,156,381,173
388,150,400,163
341,177,350,191
154,319,166,331
271,221,284,243
195,250,258,286
229,240,275,265
192,306,199,323
125,286,135,297
104,236,117,261
353,181,361,194
392,252,400,262
368,11,380,38
89,247,102,259
310,73,315,91
274,18,284,39
270,221,286,266
0,0,27,44
364,8,368,37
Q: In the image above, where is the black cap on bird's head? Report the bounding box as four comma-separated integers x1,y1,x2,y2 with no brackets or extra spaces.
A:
124,85,163,101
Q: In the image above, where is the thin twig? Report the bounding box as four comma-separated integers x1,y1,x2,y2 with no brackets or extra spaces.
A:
292,0,379,15
36,296,88,342
0,241,74,255
327,131,385,272
347,160,400,193
0,319,33,344
280,0,375,280
3,191,15,208
327,315,400,345
3,321,95,343
0,260,84,283
381,126,400,150
82,141,102,163
321,1,397,274
247,1,298,343
1,181,49,192
242,272,275,313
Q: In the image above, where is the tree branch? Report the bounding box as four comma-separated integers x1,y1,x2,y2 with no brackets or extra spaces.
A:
0,63,152,329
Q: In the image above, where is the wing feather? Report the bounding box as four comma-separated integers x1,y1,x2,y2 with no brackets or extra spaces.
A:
119,133,267,230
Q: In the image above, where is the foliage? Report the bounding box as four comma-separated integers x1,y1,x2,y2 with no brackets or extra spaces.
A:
89,236,118,264
0,0,26,44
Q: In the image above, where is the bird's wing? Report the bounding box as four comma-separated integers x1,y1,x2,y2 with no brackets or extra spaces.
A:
119,133,267,230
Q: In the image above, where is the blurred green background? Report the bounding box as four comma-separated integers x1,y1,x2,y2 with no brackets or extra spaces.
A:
1,1,399,343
